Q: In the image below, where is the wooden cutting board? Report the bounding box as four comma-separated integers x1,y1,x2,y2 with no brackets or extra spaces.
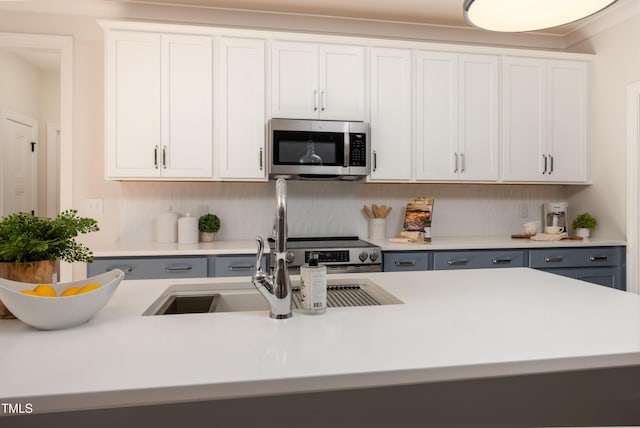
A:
511,234,583,240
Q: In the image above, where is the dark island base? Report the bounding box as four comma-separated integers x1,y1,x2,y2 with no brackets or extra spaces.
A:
5,364,640,428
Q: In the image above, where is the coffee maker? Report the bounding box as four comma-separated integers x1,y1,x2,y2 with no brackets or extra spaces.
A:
543,201,568,232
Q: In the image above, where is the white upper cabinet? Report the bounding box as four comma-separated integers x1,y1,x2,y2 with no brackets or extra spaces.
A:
415,51,499,181
216,37,266,180
106,31,213,179
271,41,365,121
502,57,589,182
106,31,161,178
368,48,412,181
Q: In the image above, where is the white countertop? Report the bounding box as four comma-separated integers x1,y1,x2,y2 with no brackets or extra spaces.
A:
92,239,264,257
1,268,639,414
367,235,626,251
91,236,625,258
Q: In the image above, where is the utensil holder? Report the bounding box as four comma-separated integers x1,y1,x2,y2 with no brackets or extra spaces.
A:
369,218,386,240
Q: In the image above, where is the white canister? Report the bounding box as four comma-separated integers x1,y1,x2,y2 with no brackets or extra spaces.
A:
155,208,179,243
178,213,199,244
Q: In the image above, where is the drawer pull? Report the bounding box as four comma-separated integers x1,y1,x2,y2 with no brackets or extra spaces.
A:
491,258,512,264
544,257,564,263
228,265,253,271
447,259,469,266
589,256,608,262
107,267,133,274
165,266,193,273
395,260,417,267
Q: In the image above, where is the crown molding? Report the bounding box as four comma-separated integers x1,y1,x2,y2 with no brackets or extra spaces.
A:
564,0,640,48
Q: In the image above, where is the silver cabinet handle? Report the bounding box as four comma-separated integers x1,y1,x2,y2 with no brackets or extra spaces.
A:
373,150,377,171
165,266,193,273
549,155,554,174
162,145,167,169
589,256,608,262
543,154,548,174
544,256,564,263
259,147,263,171
460,153,465,173
491,258,512,264
228,265,253,271
321,90,326,111
454,152,459,173
395,260,417,267
107,266,134,274
154,146,159,169
447,259,468,266
313,90,318,111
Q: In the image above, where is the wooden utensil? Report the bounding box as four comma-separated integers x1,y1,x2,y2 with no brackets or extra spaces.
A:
363,205,373,218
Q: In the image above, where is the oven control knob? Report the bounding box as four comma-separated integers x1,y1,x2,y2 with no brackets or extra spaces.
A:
286,252,295,263
358,251,368,262
369,251,380,262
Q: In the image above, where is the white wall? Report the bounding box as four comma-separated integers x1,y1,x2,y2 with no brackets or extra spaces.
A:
566,15,640,240
0,8,593,255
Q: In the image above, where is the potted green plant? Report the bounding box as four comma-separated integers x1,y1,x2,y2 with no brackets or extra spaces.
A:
572,212,597,238
0,210,99,318
198,213,220,242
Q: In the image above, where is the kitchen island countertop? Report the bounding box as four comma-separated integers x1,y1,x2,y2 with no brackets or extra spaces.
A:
1,268,639,416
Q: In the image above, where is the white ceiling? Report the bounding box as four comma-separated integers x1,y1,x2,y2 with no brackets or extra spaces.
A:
122,0,469,28
113,0,607,35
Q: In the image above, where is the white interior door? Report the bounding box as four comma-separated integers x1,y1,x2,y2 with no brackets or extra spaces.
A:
1,110,38,216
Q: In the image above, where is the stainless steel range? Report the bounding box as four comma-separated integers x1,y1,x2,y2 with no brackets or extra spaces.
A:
269,236,382,274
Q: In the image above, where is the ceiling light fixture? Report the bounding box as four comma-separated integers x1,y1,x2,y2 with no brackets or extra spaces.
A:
463,0,618,32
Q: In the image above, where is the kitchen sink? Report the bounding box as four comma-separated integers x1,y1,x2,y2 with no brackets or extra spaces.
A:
142,278,402,316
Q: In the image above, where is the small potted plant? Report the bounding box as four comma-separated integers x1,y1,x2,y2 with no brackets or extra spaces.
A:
572,212,597,238
0,210,99,318
198,213,220,242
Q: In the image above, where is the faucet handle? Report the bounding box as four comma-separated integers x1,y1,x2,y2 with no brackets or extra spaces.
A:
255,236,265,272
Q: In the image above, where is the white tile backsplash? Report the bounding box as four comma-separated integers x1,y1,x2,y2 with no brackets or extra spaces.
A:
120,181,567,241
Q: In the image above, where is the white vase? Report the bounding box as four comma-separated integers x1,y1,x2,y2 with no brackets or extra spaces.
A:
200,232,215,242
576,228,590,238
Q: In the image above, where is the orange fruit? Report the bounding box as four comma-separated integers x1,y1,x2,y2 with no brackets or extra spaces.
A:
61,287,80,297
33,284,56,297
21,289,38,296
77,283,101,294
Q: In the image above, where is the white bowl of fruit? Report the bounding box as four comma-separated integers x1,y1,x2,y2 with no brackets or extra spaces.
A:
0,269,124,330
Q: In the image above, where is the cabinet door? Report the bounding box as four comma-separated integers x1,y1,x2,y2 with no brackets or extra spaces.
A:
318,45,366,120
160,34,213,178
106,31,161,178
271,41,318,119
501,57,545,182
458,54,499,181
546,60,589,182
368,48,412,181
383,252,432,272
415,51,458,180
217,37,266,180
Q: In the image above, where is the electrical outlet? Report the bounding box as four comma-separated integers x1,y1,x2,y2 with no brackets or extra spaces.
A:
85,198,104,217
518,203,528,219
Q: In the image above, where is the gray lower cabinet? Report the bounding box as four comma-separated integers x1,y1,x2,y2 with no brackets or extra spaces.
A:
87,256,208,280
382,246,626,290
383,251,432,272
529,246,626,290
434,250,527,270
213,255,267,278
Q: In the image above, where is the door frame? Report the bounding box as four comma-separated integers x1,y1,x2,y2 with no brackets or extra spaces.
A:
626,81,640,294
0,33,73,280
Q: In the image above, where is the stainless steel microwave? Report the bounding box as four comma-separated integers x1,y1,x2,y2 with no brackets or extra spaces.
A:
268,119,370,180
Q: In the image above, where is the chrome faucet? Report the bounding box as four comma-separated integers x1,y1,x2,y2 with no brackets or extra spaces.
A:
251,178,292,319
